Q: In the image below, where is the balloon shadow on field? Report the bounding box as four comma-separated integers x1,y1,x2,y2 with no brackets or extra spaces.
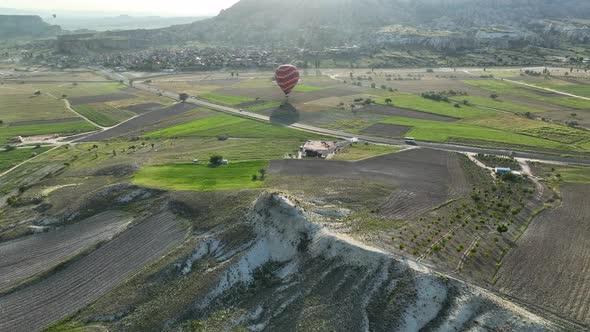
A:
269,103,300,126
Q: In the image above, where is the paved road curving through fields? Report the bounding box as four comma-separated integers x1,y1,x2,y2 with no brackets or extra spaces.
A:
90,67,590,167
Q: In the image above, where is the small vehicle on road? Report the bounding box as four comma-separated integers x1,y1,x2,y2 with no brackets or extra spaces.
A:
404,137,417,145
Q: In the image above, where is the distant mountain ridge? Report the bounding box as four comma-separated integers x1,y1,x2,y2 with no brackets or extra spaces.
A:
168,0,590,46
0,15,61,39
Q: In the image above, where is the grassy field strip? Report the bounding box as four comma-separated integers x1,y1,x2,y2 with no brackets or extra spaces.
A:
374,93,496,119
555,166,590,183
246,101,283,112
380,117,573,151
47,93,104,129
144,113,318,140
293,84,326,92
0,146,51,173
462,114,590,145
199,93,256,105
531,80,590,98
464,80,590,110
501,78,590,101
450,95,543,114
72,104,136,127
0,121,98,145
133,161,268,191
331,144,403,161
0,92,79,123
43,82,127,99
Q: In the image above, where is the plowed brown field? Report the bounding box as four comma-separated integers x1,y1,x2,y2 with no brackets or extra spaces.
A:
495,184,590,326
0,212,186,332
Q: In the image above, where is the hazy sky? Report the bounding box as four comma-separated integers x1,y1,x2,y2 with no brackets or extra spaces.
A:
1,0,241,16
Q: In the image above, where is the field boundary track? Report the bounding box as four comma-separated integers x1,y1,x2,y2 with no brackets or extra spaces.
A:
462,70,590,101
46,93,106,129
0,146,59,179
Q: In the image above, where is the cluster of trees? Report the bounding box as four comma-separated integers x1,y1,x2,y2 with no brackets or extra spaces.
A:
421,91,450,102
252,168,266,181
522,70,543,77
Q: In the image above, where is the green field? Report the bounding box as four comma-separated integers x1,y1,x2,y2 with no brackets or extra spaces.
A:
0,93,77,123
0,121,97,144
73,104,135,127
44,82,126,98
246,101,283,112
379,117,572,151
133,160,268,191
293,84,326,92
555,166,590,184
332,144,402,161
375,94,496,119
462,114,590,144
144,114,319,140
451,95,543,114
465,80,590,110
200,93,255,105
530,81,590,98
0,146,51,172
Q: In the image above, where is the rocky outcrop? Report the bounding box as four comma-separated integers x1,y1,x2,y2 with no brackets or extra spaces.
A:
178,192,558,331
56,29,180,54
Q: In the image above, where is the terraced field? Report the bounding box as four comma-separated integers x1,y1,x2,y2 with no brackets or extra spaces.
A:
0,211,186,332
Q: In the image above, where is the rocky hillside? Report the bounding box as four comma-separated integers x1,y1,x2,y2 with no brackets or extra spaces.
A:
71,191,559,330
168,0,590,47
0,15,61,39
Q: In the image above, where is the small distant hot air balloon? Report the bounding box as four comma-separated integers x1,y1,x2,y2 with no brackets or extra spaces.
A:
275,64,300,97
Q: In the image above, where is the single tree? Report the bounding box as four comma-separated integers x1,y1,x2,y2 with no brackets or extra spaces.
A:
385,98,393,105
490,93,499,99
179,93,189,102
209,155,224,165
497,224,509,234
259,168,267,180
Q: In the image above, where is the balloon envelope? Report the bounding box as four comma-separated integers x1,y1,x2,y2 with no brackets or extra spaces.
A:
275,65,300,95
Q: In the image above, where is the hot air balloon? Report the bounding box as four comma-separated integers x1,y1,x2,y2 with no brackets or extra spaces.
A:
275,64,300,96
